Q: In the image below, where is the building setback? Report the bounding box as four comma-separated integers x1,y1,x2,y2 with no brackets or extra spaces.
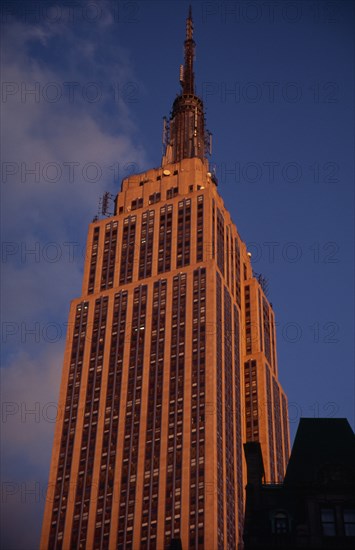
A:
41,8,290,550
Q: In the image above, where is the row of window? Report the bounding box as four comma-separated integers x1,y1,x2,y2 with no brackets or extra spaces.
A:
53,269,209,548
263,297,272,366
273,379,284,482
271,507,355,538
320,507,355,537
88,197,204,294
53,267,256,548
214,204,242,308
116,182,207,214
245,286,252,354
165,274,187,547
94,291,128,548
244,285,275,368
141,280,167,544
233,304,244,543
91,198,246,317
214,275,244,548
265,365,276,482
281,394,290,462
49,302,89,549
216,273,224,549
189,269,206,549
117,285,147,548
224,288,237,548
245,360,258,441
71,297,108,548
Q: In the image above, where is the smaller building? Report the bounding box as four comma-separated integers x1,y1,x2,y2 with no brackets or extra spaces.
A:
243,418,355,549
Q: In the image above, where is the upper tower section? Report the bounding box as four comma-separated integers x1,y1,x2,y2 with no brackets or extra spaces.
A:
162,7,210,166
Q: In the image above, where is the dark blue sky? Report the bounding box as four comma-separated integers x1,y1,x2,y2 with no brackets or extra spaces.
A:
1,1,354,548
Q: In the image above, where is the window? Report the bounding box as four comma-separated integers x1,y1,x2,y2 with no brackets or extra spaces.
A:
165,274,186,544
224,287,236,546
321,508,336,536
216,208,224,275
119,216,136,284
235,238,241,306
88,227,100,294
167,186,178,199
344,509,355,536
176,199,191,268
100,221,118,291
216,273,224,545
48,301,89,548
139,210,155,279
131,197,143,210
273,512,289,534
244,360,258,441
158,205,173,273
94,291,127,544
140,280,166,543
149,192,161,205
118,285,147,547
196,195,204,262
70,297,108,548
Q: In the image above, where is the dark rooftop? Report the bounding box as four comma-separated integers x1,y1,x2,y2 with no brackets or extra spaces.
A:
284,418,355,486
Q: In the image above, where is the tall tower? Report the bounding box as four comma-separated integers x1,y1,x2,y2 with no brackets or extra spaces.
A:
41,8,289,550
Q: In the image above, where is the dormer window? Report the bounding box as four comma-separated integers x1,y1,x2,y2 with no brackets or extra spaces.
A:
272,511,289,534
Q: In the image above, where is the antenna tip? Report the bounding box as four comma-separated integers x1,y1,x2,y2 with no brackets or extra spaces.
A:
186,4,194,40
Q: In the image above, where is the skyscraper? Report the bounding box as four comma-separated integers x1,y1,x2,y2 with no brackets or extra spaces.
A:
41,8,289,550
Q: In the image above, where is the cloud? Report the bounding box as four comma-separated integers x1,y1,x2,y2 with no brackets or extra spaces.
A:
1,344,64,550
1,346,63,468
1,1,147,330
1,2,148,547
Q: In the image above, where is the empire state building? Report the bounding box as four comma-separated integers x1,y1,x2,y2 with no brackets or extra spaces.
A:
41,8,290,550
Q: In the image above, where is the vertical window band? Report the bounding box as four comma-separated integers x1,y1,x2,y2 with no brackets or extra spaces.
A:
88,227,100,294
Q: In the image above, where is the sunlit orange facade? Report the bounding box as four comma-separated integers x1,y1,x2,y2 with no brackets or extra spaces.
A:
41,9,289,550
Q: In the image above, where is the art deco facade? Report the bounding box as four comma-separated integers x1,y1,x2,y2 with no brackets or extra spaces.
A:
41,9,289,550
